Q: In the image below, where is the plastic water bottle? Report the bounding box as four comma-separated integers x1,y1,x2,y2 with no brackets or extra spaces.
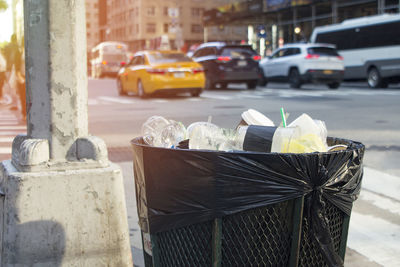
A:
142,116,186,148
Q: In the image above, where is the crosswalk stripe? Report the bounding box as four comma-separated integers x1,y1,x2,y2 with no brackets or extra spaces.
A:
0,147,12,154
0,131,25,136
359,190,400,216
0,121,19,125
363,167,400,202
0,126,26,130
0,137,15,142
348,212,400,267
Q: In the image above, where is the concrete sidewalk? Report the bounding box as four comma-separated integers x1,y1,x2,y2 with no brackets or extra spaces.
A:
118,160,392,267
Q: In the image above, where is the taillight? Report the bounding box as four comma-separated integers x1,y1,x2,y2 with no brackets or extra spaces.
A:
146,68,166,74
217,56,231,62
337,56,344,60
192,68,204,74
252,55,261,61
305,54,319,59
102,60,108,65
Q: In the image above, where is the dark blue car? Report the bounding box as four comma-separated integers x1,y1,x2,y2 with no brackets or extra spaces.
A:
191,42,261,90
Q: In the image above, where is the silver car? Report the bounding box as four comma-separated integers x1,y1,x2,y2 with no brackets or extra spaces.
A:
259,43,345,89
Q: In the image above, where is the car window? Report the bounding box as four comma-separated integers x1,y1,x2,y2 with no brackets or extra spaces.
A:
193,49,204,58
283,49,294,57
307,47,339,56
130,55,144,66
147,52,192,64
271,49,286,59
220,46,256,58
202,47,217,56
287,48,301,56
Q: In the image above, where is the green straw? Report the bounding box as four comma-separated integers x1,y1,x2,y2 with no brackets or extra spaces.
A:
280,107,287,127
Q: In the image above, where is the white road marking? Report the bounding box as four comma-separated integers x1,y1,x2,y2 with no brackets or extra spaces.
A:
363,167,400,202
0,121,19,125
88,99,99,105
0,125,26,130
240,94,264,99
0,147,12,154
0,131,24,136
98,96,136,104
348,212,400,267
0,137,14,142
188,98,202,102
359,190,400,216
151,99,169,103
200,93,233,100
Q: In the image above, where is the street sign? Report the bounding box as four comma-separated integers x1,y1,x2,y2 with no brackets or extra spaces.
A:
168,8,179,18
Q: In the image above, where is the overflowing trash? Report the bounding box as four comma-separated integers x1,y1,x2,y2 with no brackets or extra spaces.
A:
134,108,364,267
141,108,347,153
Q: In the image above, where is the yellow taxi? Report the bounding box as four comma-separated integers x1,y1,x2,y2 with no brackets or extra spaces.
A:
117,50,205,98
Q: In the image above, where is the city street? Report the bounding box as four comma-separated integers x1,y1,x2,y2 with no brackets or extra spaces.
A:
1,79,399,266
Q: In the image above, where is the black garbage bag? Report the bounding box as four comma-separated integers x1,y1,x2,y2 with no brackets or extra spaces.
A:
131,137,364,267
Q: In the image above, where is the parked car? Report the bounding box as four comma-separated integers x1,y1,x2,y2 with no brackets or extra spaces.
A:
191,42,261,90
117,50,205,98
186,44,200,58
259,43,344,89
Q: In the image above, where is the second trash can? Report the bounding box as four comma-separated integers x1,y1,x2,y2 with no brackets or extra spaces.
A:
131,137,364,267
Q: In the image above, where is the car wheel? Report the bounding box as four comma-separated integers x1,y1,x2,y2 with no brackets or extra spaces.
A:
258,69,268,87
367,67,386,89
191,90,201,97
219,82,227,89
258,76,268,87
117,78,127,96
137,80,147,99
381,80,389,88
205,78,215,90
327,82,340,90
289,68,302,89
247,81,258,90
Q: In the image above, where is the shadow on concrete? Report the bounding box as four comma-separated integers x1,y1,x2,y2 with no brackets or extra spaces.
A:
4,220,65,266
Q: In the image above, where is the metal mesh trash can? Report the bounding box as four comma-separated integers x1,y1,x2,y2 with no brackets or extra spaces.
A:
131,137,364,267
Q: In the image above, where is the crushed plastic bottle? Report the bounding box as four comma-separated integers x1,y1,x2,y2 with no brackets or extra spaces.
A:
140,111,331,153
142,116,186,148
188,122,241,151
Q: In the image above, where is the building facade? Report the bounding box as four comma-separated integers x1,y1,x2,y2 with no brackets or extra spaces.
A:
204,0,400,54
86,0,100,52
106,0,247,51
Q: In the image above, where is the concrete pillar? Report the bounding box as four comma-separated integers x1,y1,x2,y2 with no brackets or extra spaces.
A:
293,7,297,42
311,5,316,30
378,0,385,14
0,0,132,265
25,0,89,162
204,26,208,43
332,0,338,24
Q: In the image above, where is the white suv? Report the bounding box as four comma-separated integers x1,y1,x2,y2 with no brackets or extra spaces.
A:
259,43,344,89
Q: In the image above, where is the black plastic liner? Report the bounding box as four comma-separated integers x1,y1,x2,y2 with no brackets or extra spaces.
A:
131,137,364,267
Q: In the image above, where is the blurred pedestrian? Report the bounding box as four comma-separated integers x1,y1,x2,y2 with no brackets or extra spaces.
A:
0,47,6,103
4,34,24,118
4,34,21,74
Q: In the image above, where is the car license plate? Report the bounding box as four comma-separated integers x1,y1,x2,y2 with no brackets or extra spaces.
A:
238,60,247,67
323,70,333,74
174,72,185,78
